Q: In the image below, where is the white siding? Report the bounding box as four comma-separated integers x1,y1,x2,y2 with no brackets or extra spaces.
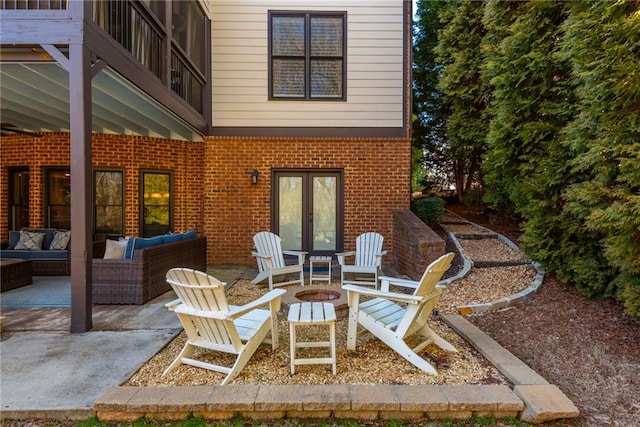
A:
210,0,405,128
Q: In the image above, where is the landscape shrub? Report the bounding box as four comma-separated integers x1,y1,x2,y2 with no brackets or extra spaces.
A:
412,196,445,226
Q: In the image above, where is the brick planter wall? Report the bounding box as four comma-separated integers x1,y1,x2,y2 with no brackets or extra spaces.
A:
392,210,445,280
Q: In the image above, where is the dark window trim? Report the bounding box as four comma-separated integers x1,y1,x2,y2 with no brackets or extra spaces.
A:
268,10,347,101
8,166,30,231
93,167,125,239
139,169,174,237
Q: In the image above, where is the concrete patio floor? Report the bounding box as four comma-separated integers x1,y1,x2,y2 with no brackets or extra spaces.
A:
0,263,578,424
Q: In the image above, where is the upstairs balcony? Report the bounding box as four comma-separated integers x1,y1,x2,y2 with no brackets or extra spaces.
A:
0,0,209,136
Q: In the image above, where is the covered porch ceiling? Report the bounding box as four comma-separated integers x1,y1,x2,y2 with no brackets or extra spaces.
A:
0,62,203,142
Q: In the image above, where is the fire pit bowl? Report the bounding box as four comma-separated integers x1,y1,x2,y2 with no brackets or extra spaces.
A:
281,285,348,319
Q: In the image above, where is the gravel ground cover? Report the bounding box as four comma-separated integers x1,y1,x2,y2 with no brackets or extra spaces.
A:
127,278,508,387
454,238,527,262
437,265,535,312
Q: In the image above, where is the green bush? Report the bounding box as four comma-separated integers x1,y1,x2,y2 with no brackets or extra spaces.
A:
412,196,445,225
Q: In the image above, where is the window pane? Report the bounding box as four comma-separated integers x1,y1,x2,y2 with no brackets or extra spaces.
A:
311,60,343,98
95,171,123,236
172,1,205,72
95,206,123,235
142,172,171,237
273,59,305,97
47,169,71,229
95,172,123,205
313,176,337,251
272,16,305,56
311,16,343,56
278,176,302,251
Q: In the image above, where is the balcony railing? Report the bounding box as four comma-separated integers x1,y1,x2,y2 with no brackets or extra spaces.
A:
0,0,66,9
171,51,204,114
93,0,163,80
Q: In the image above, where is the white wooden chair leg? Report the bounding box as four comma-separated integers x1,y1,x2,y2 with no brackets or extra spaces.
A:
162,342,195,377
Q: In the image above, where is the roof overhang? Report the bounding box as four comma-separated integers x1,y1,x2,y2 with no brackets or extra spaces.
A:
0,61,203,142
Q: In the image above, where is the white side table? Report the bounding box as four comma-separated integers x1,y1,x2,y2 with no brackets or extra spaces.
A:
309,255,332,285
287,302,337,375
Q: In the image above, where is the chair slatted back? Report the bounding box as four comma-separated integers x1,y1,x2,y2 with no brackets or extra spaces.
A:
397,253,454,337
166,268,241,351
355,232,384,267
253,231,286,271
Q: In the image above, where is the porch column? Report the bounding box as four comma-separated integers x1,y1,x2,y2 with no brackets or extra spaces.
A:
68,43,93,333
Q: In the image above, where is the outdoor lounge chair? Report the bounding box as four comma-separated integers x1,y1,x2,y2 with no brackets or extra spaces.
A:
337,231,387,289
343,252,457,375
251,231,306,290
163,268,285,385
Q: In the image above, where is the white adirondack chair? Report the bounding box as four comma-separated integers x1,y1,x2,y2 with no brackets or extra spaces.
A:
343,252,457,375
337,232,387,289
163,268,286,385
251,231,306,290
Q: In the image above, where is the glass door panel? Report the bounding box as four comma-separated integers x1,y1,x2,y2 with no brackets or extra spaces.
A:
278,176,303,250
312,176,336,251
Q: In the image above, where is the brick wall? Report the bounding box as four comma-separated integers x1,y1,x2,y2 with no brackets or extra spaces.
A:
0,133,204,244
204,136,411,265
392,210,445,280
1,133,411,268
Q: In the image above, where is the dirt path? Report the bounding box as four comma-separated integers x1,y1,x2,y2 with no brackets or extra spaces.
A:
447,203,640,426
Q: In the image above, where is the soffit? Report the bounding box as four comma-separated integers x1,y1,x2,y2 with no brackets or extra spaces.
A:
0,62,203,142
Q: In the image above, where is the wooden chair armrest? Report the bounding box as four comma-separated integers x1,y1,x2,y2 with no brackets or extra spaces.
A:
282,250,307,264
336,251,355,265
342,284,423,304
172,290,287,320
251,252,271,260
228,289,287,319
379,275,419,292
164,298,182,311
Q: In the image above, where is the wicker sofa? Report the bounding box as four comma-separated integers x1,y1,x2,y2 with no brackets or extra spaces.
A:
92,235,207,305
1,228,71,276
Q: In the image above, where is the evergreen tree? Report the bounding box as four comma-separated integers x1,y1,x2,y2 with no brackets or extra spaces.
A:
559,0,640,317
480,1,599,288
434,0,488,202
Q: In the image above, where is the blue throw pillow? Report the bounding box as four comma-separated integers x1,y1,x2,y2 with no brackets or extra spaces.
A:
8,231,20,250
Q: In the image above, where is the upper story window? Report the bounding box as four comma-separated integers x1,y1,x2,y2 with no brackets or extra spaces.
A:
269,11,346,101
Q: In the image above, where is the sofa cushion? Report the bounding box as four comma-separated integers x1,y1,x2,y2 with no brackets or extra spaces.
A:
103,239,128,259
50,230,71,250
163,233,182,244
182,229,197,240
15,231,45,250
0,250,31,259
29,250,68,260
132,236,164,253
8,231,21,250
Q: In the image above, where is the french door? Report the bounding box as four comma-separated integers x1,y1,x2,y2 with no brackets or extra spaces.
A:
273,170,343,256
